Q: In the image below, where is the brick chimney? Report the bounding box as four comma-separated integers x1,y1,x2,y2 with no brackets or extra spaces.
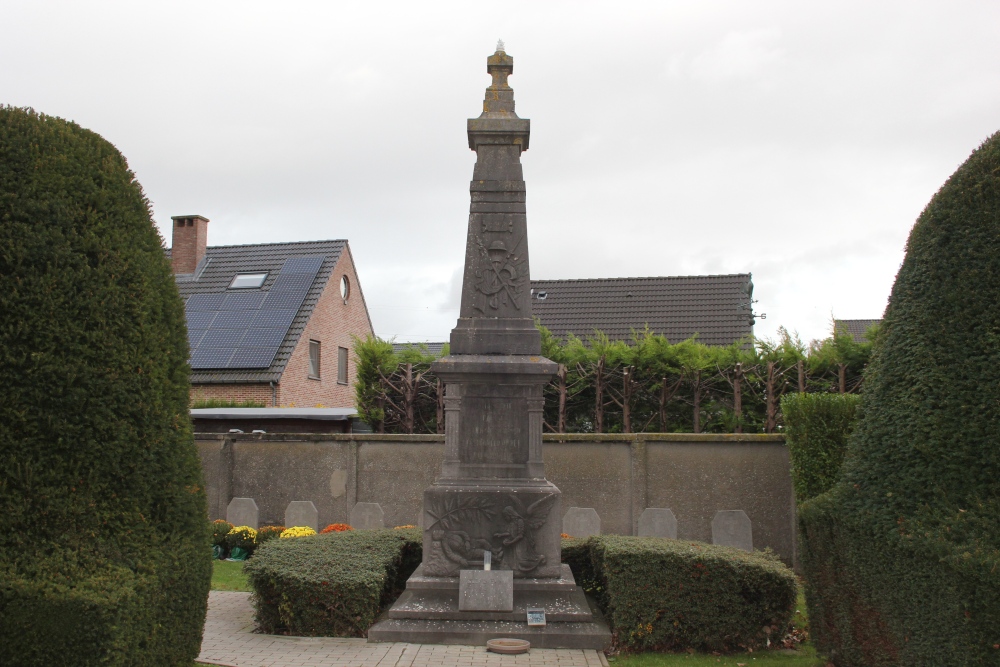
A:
170,215,210,274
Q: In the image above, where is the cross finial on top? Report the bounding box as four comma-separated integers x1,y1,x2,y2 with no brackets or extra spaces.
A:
496,39,505,53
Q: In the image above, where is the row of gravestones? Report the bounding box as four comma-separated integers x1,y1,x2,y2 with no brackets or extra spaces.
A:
226,498,753,552
563,507,754,552
226,498,386,532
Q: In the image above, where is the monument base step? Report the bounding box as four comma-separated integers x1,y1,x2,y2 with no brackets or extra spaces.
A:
387,586,593,622
368,565,611,649
366,616,611,650
405,564,580,592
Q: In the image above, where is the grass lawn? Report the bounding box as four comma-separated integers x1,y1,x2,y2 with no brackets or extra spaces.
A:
609,646,824,667
211,559,250,591
609,590,826,667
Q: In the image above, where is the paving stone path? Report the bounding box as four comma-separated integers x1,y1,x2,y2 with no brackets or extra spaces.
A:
199,591,609,667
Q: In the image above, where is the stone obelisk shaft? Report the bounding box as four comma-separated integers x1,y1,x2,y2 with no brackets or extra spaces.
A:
450,48,539,355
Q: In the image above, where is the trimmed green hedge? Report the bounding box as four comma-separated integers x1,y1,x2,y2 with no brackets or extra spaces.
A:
800,131,1000,665
0,107,210,664
781,392,861,503
245,528,421,636
567,536,796,653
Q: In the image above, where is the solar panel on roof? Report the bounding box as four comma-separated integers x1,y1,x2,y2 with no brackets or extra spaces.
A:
229,347,279,368
191,347,234,368
212,310,258,329
186,294,226,311
186,311,218,329
280,256,324,274
186,255,324,370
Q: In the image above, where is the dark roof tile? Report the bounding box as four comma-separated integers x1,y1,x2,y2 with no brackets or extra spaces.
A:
529,274,754,346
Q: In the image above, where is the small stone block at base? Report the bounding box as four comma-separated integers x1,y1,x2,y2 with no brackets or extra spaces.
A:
459,570,514,612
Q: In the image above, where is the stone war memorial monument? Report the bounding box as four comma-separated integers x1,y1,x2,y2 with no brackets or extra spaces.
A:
368,44,611,649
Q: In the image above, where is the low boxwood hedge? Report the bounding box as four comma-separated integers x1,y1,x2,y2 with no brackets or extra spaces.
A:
567,536,797,653
244,528,421,636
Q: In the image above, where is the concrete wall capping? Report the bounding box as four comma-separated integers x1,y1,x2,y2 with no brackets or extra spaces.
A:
542,433,787,443
196,432,784,444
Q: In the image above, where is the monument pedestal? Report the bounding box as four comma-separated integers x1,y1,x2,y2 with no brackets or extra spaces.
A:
368,565,611,649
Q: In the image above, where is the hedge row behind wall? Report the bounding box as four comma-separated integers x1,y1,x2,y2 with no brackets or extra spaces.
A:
781,393,860,504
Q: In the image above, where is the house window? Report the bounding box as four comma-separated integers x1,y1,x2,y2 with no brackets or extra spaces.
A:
229,272,267,289
309,340,321,379
338,346,348,384
340,275,350,302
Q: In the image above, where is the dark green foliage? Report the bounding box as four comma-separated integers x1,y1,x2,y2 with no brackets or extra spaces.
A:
352,335,398,431
799,132,1000,665
565,536,796,653
244,528,422,636
354,325,873,436
212,519,234,547
781,393,861,503
0,107,210,664
560,537,601,599
257,525,285,544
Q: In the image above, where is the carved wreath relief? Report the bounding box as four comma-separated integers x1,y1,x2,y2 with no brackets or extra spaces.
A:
424,493,556,577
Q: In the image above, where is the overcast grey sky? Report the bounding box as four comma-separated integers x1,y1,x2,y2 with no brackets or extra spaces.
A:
3,1,998,345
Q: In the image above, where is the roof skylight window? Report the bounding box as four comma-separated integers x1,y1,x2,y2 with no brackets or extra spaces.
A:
229,272,267,289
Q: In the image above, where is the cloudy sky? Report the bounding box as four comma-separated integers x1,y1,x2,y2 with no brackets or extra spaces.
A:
3,1,998,345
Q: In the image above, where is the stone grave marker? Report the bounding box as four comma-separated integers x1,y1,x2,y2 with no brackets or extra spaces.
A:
284,501,318,531
226,497,259,529
350,502,385,530
638,508,677,538
711,510,753,551
459,570,514,612
563,507,600,538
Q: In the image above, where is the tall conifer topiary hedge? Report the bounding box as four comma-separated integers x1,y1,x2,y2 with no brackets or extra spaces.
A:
0,107,211,665
799,132,1000,665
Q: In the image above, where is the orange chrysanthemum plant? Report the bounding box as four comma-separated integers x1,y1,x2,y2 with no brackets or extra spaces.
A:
320,523,354,534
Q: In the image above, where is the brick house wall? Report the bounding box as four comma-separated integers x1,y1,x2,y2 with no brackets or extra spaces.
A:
278,246,372,407
191,383,274,406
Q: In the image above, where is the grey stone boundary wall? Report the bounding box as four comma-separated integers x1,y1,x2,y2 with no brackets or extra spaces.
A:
196,433,797,567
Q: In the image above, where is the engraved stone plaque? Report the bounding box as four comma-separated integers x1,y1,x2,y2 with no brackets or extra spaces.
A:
226,497,259,529
459,570,514,612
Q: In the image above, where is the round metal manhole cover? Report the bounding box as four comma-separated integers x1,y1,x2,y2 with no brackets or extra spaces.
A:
487,638,531,654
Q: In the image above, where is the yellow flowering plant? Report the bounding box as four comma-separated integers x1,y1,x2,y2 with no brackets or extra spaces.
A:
279,526,317,539
225,525,258,552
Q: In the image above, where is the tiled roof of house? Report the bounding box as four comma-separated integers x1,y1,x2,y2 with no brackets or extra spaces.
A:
529,274,755,347
166,240,346,384
392,342,448,357
834,319,881,343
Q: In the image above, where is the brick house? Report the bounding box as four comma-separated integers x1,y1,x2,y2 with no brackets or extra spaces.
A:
529,274,757,346
166,215,373,407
